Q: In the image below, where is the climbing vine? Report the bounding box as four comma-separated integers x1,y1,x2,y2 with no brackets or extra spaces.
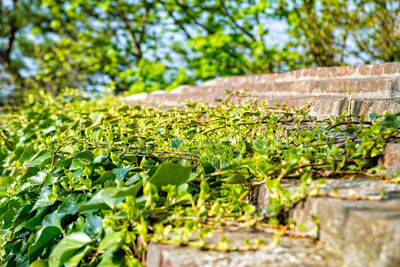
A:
0,90,399,266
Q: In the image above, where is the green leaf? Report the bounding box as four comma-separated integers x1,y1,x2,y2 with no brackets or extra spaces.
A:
29,226,62,262
57,194,86,219
49,233,92,267
65,245,91,267
23,208,49,231
112,167,133,181
94,171,116,185
150,162,192,190
97,248,125,267
70,159,85,170
78,182,142,211
220,174,246,184
112,182,142,198
382,114,400,128
171,138,183,149
54,158,72,169
25,150,52,167
97,228,126,267
42,212,62,229
90,112,103,126
78,188,118,211
98,228,124,252
19,146,35,163
74,151,94,162
27,172,46,185
369,113,379,120
21,167,40,182
32,187,57,211
252,140,267,153
29,259,48,267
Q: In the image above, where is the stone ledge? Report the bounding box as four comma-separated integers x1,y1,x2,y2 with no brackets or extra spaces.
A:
204,62,400,85
250,178,400,266
146,228,343,267
128,77,400,103
177,77,400,98
124,92,400,120
123,62,400,110
384,143,400,176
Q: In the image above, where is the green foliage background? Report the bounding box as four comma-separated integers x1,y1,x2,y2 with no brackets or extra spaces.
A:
0,90,399,266
1,0,399,96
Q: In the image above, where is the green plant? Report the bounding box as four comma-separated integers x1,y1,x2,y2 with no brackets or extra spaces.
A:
0,90,398,266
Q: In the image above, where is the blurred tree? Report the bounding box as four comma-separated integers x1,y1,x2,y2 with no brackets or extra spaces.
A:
349,0,399,63
0,0,399,97
0,0,40,90
161,0,301,80
279,0,400,66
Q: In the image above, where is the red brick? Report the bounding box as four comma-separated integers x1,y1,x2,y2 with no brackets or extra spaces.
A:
346,79,359,93
327,68,336,78
253,83,264,92
295,70,302,78
371,65,383,76
359,66,371,76
337,66,347,76
264,82,273,92
302,69,309,77
307,80,318,92
384,63,399,75
206,87,215,93
300,81,310,93
346,66,357,76
310,68,318,77
384,143,400,168
318,68,328,78
275,82,290,93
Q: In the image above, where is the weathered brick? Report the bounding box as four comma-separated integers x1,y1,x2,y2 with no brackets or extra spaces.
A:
308,96,347,119
250,178,400,266
372,64,384,76
344,209,400,266
359,65,371,76
336,66,347,76
124,63,400,113
146,228,344,267
299,81,311,94
318,68,328,78
383,63,397,74
346,66,357,76
269,73,278,81
309,68,318,77
326,67,336,78
384,143,400,175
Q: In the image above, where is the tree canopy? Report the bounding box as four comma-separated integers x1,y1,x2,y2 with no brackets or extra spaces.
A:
0,0,399,96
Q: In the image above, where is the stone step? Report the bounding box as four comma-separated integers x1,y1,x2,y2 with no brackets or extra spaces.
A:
250,178,400,266
125,92,400,120
146,228,343,267
170,76,400,99
203,63,400,85
308,96,400,119
384,142,400,175
145,147,400,266
123,63,400,113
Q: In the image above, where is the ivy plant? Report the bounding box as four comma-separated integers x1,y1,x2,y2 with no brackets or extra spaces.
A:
0,90,399,266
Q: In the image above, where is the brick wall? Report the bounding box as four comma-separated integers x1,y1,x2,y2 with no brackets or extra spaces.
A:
124,62,400,118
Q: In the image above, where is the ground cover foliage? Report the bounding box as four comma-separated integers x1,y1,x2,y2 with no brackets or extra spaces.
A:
0,91,399,266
